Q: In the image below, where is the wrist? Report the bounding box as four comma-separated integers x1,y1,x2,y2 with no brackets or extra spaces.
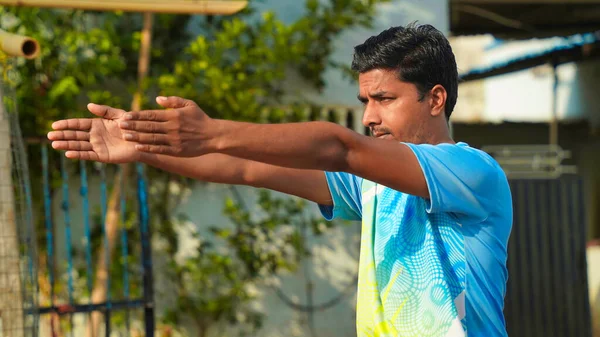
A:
205,118,228,154
135,150,152,164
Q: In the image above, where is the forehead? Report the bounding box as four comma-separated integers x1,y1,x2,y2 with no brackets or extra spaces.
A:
358,69,411,94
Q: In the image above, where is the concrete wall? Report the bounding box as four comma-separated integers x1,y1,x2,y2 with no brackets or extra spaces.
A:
167,184,362,337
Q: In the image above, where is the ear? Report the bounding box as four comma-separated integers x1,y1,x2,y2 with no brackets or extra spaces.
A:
429,84,447,117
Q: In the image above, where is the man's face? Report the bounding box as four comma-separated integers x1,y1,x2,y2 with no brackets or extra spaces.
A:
358,69,432,144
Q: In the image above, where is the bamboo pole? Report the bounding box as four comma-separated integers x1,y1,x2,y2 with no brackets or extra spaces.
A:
0,0,247,14
0,29,40,59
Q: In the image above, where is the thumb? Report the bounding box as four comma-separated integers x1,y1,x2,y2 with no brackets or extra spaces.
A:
88,103,126,120
156,96,196,109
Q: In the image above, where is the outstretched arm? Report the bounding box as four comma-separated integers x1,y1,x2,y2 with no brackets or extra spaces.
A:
48,104,332,205
140,153,332,205
121,96,429,198
210,119,428,198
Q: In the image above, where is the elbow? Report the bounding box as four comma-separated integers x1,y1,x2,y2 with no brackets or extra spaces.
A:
318,138,350,173
326,148,350,173
324,127,354,173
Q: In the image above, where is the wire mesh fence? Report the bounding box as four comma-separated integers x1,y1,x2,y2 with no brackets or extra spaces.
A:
0,79,38,337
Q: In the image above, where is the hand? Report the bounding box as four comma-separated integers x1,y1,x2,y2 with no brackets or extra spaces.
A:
47,104,139,164
119,96,216,157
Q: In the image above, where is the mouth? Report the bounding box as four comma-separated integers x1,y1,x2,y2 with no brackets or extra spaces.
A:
370,127,394,140
373,132,392,140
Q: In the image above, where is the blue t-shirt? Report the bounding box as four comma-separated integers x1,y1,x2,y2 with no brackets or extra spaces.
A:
319,142,512,337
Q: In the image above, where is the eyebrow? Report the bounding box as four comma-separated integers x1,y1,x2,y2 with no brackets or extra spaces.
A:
357,94,367,103
370,91,390,98
357,91,392,102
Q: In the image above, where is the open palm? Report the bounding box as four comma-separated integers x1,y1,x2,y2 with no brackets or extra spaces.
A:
47,104,138,164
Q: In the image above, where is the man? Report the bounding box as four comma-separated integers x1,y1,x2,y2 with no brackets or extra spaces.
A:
48,24,512,337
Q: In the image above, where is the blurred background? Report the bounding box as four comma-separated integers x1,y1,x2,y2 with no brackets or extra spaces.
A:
0,0,598,336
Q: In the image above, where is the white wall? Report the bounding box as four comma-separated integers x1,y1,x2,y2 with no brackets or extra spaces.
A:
452,35,494,124
168,184,362,337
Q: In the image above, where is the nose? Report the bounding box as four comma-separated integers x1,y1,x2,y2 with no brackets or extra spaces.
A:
361,102,381,128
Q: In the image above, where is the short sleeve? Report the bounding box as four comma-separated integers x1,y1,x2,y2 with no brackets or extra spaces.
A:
318,171,363,221
403,142,506,223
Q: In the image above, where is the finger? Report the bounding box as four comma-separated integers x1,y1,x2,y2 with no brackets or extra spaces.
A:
88,103,125,120
51,141,93,151
123,109,169,122
122,132,170,145
47,130,90,141
135,144,178,155
119,121,167,133
65,151,100,162
156,96,196,109
51,119,93,131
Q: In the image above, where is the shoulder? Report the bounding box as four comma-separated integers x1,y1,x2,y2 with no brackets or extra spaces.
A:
405,141,504,182
404,142,511,221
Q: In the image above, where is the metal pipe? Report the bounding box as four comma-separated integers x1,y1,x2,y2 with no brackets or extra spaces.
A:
0,29,40,59
119,166,131,335
550,63,559,145
0,0,248,15
60,154,75,337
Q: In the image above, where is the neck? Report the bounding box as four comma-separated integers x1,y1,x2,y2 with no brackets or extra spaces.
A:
425,120,454,145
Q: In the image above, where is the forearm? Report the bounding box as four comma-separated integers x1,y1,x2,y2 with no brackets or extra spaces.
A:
138,151,333,205
211,120,354,172
139,152,250,185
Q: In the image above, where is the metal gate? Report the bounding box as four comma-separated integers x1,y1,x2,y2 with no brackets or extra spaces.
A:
26,146,155,337
505,176,592,337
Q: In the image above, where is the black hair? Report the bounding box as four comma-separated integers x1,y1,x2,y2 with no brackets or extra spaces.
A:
351,23,458,119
